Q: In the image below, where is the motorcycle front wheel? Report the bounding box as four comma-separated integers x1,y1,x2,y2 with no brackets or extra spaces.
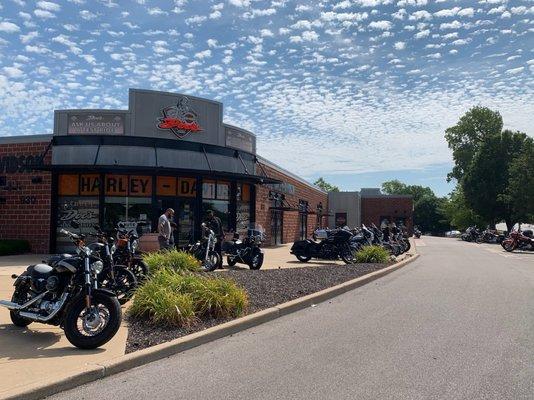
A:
202,251,220,272
248,251,264,270
340,244,356,264
503,241,516,252
100,267,138,305
64,292,122,349
226,256,238,267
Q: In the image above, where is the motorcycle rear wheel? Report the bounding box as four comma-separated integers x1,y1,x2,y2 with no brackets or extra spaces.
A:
296,254,311,262
10,285,32,327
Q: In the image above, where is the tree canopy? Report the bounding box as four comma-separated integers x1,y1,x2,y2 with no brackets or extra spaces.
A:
445,106,533,230
314,177,339,192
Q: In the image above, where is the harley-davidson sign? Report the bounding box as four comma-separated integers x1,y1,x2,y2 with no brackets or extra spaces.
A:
157,97,202,139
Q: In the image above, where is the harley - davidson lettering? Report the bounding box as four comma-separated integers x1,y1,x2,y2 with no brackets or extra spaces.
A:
157,97,202,139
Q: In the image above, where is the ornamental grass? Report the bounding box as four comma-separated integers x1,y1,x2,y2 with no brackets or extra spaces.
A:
354,245,390,264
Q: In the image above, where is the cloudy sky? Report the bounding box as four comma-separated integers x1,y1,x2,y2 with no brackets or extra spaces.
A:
0,0,532,195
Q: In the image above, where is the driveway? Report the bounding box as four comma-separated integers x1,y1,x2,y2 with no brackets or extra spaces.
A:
47,236,534,400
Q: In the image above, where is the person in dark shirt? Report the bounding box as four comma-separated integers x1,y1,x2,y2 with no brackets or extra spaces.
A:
205,210,224,268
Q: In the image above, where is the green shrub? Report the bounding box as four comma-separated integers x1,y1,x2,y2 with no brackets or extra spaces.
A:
0,240,31,256
129,269,248,327
354,245,390,264
142,249,200,275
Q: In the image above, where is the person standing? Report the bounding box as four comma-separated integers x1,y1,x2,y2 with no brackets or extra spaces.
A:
205,210,224,268
158,208,175,250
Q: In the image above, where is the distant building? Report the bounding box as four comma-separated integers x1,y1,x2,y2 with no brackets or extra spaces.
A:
328,188,413,233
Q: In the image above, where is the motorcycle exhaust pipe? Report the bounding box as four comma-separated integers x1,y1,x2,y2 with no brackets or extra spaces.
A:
0,300,22,310
18,293,68,322
0,291,48,311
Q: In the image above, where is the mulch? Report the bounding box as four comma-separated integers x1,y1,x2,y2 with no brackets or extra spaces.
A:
126,262,394,353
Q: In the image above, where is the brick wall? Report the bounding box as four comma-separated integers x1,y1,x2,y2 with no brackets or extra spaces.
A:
256,163,328,245
0,141,52,253
360,196,414,234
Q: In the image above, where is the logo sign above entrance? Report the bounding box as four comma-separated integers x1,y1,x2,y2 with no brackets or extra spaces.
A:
157,97,202,139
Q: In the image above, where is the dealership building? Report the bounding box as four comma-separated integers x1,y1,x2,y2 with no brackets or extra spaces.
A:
0,89,412,253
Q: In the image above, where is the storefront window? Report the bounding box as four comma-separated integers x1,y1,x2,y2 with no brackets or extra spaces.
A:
104,197,152,233
202,200,229,232
56,197,99,252
236,183,251,236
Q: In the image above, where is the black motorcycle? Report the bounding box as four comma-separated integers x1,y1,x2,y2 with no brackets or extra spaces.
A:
413,227,421,238
461,226,480,242
224,227,265,270
0,228,122,349
186,223,220,272
291,228,355,264
47,224,138,305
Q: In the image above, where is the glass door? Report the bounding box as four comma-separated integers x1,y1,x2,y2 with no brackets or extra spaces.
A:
157,198,195,248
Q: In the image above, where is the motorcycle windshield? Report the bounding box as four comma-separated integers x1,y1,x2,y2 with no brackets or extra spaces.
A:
247,223,266,242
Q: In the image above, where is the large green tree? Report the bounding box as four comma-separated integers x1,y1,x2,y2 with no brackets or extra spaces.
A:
445,106,503,182
381,180,449,233
314,177,339,192
440,186,485,231
445,106,533,231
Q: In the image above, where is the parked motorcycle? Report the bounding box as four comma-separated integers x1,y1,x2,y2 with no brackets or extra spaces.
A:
349,224,374,252
501,226,534,252
47,223,137,305
291,227,355,264
186,222,220,272
461,226,481,242
477,227,505,244
224,225,265,270
111,224,149,282
413,227,421,238
0,228,122,349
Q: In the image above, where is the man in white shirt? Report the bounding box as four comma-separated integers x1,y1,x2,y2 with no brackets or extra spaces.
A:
158,208,175,250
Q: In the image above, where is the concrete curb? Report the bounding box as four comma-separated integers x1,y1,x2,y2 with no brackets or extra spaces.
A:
1,253,420,400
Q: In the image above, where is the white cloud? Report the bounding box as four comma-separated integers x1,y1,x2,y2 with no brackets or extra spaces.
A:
505,66,524,75
36,1,60,11
302,30,319,41
414,29,430,39
79,10,97,20
3,66,24,78
440,20,462,29
394,41,406,50
0,22,21,33
229,0,251,7
369,20,392,30
410,10,432,20
34,9,56,18
194,49,212,59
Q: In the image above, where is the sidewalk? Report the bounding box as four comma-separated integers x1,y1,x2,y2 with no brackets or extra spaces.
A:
0,256,128,399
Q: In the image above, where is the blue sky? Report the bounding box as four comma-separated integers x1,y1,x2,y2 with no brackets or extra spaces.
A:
0,0,532,196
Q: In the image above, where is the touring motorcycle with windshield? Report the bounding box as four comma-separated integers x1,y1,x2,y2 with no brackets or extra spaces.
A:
224,225,265,270
291,227,355,264
501,226,534,252
0,228,122,349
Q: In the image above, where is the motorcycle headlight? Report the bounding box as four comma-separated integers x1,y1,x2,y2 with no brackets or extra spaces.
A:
91,261,104,275
132,239,139,253
111,244,116,254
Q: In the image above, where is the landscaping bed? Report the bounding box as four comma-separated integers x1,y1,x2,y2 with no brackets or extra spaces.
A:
126,262,393,353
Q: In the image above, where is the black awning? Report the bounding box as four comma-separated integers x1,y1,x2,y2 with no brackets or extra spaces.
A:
35,163,281,184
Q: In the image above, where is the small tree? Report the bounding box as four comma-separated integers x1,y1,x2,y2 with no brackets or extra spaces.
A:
314,177,339,192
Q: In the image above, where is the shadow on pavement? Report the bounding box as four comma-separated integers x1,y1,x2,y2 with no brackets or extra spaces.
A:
0,324,104,360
